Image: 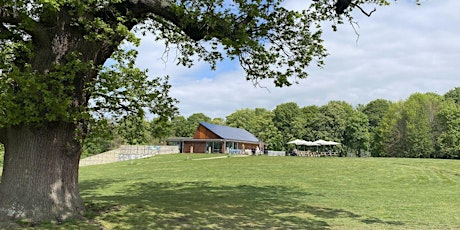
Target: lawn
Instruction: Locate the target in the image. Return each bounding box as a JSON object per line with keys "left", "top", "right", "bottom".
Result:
{"left": 38, "top": 155, "right": 460, "bottom": 229}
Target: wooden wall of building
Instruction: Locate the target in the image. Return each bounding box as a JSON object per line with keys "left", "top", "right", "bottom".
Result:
{"left": 183, "top": 141, "right": 206, "bottom": 153}
{"left": 193, "top": 125, "right": 220, "bottom": 139}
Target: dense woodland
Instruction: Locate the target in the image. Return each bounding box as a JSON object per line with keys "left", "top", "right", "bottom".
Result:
{"left": 81, "top": 87, "right": 460, "bottom": 159}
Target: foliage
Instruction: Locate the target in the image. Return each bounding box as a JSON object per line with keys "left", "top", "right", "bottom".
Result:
{"left": 402, "top": 93, "right": 442, "bottom": 157}
{"left": 161, "top": 113, "right": 214, "bottom": 139}
{"left": 361, "top": 99, "right": 392, "bottom": 130}
{"left": 170, "top": 115, "right": 189, "bottom": 137}
{"left": 210, "top": 117, "right": 225, "bottom": 125}
{"left": 186, "top": 113, "right": 212, "bottom": 136}
{"left": 298, "top": 105, "right": 320, "bottom": 141}
{"left": 361, "top": 99, "right": 392, "bottom": 154}
{"left": 226, "top": 108, "right": 257, "bottom": 131}
{"left": 82, "top": 119, "right": 120, "bottom": 158}
{"left": 149, "top": 117, "right": 174, "bottom": 141}
{"left": 311, "top": 101, "right": 353, "bottom": 144}
{"left": 272, "top": 102, "right": 301, "bottom": 146}
{"left": 373, "top": 101, "right": 405, "bottom": 157}
{"left": 226, "top": 108, "right": 282, "bottom": 150}
{"left": 371, "top": 93, "right": 459, "bottom": 158}
{"left": 434, "top": 100, "right": 460, "bottom": 158}
{"left": 89, "top": 48, "right": 179, "bottom": 125}
{"left": 116, "top": 114, "right": 152, "bottom": 145}
{"left": 444, "top": 87, "right": 460, "bottom": 105}
{"left": 343, "top": 110, "right": 370, "bottom": 156}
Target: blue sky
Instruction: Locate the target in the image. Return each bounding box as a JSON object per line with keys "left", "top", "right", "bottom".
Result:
{"left": 134, "top": 0, "right": 460, "bottom": 119}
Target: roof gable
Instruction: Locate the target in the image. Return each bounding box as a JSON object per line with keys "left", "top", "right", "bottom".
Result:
{"left": 199, "top": 122, "right": 259, "bottom": 143}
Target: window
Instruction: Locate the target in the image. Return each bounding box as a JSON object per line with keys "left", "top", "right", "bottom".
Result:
{"left": 206, "top": 141, "right": 223, "bottom": 153}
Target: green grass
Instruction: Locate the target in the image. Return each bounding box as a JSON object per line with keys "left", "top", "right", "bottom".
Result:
{"left": 39, "top": 155, "right": 460, "bottom": 229}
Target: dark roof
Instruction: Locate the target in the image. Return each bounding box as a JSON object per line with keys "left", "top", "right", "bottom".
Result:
{"left": 200, "top": 122, "right": 260, "bottom": 143}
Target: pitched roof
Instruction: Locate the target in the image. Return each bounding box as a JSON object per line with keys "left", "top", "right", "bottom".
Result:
{"left": 199, "top": 122, "right": 259, "bottom": 143}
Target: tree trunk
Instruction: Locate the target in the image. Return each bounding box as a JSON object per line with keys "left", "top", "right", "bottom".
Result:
{"left": 0, "top": 122, "right": 84, "bottom": 224}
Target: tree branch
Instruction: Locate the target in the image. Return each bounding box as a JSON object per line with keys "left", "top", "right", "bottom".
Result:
{"left": 351, "top": 3, "right": 376, "bottom": 17}
{"left": 126, "top": 0, "right": 249, "bottom": 41}
{"left": 0, "top": 6, "right": 47, "bottom": 43}
{"left": 126, "top": 0, "right": 203, "bottom": 40}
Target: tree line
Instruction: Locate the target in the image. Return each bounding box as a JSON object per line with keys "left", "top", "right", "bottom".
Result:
{"left": 84, "top": 87, "right": 460, "bottom": 159}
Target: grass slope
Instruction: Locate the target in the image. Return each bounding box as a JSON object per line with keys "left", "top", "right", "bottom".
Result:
{"left": 42, "top": 155, "right": 460, "bottom": 229}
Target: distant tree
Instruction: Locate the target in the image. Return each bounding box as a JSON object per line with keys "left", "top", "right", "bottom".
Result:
{"left": 402, "top": 93, "right": 442, "bottom": 157}
{"left": 226, "top": 108, "right": 281, "bottom": 149}
{"left": 82, "top": 119, "right": 120, "bottom": 157}
{"left": 361, "top": 99, "right": 392, "bottom": 154}
{"left": 362, "top": 99, "right": 392, "bottom": 129}
{"left": 343, "top": 110, "right": 370, "bottom": 157}
{"left": 444, "top": 87, "right": 460, "bottom": 105}
{"left": 373, "top": 101, "right": 405, "bottom": 157}
{"left": 171, "top": 116, "right": 189, "bottom": 137}
{"left": 315, "top": 101, "right": 353, "bottom": 142}
{"left": 226, "top": 109, "right": 256, "bottom": 130}
{"left": 299, "top": 105, "right": 320, "bottom": 141}
{"left": 273, "top": 102, "right": 301, "bottom": 149}
{"left": 374, "top": 93, "right": 443, "bottom": 158}
{"left": 149, "top": 117, "right": 174, "bottom": 142}
{"left": 210, "top": 118, "right": 226, "bottom": 125}
{"left": 186, "top": 113, "right": 211, "bottom": 137}
{"left": 117, "top": 114, "right": 151, "bottom": 145}
{"left": 251, "top": 108, "right": 283, "bottom": 150}
{"left": 435, "top": 100, "right": 460, "bottom": 159}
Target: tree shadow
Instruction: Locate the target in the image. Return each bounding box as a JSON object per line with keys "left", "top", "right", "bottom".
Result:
{"left": 80, "top": 180, "right": 405, "bottom": 229}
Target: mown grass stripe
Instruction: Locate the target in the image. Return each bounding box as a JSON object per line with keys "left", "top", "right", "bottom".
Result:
{"left": 30, "top": 155, "right": 460, "bottom": 229}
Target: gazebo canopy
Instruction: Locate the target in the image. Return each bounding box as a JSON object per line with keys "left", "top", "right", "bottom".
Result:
{"left": 287, "top": 139, "right": 306, "bottom": 145}
{"left": 314, "top": 139, "right": 341, "bottom": 146}
{"left": 288, "top": 139, "right": 320, "bottom": 146}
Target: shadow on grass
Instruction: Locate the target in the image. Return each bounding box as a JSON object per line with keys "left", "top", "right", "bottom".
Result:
{"left": 80, "top": 180, "right": 404, "bottom": 229}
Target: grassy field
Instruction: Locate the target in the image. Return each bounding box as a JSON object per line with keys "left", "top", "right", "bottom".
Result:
{"left": 36, "top": 155, "right": 460, "bottom": 229}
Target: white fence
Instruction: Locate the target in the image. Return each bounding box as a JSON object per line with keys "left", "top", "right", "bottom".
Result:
{"left": 267, "top": 151, "right": 286, "bottom": 156}
{"left": 79, "top": 145, "right": 179, "bottom": 166}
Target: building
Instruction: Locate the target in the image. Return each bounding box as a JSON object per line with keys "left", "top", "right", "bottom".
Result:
{"left": 168, "top": 122, "right": 263, "bottom": 154}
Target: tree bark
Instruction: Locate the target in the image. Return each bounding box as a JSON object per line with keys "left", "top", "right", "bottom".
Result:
{"left": 0, "top": 122, "right": 84, "bottom": 224}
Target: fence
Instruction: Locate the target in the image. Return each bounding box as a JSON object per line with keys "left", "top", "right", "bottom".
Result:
{"left": 267, "top": 150, "right": 286, "bottom": 156}
{"left": 79, "top": 145, "right": 179, "bottom": 166}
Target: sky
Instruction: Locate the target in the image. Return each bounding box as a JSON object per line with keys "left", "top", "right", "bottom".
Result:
{"left": 133, "top": 0, "right": 460, "bottom": 119}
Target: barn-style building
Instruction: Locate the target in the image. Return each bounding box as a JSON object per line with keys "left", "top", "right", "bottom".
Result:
{"left": 168, "top": 122, "right": 263, "bottom": 154}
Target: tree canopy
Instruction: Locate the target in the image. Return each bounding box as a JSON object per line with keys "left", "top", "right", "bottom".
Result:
{"left": 0, "top": 0, "right": 401, "bottom": 130}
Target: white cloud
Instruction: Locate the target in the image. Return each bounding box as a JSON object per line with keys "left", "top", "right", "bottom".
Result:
{"left": 135, "top": 0, "right": 460, "bottom": 119}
